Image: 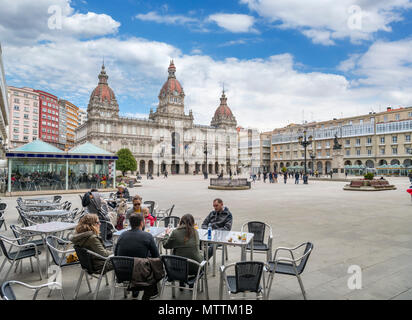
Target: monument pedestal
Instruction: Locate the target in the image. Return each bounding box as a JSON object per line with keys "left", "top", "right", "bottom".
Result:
{"left": 332, "top": 149, "right": 346, "bottom": 179}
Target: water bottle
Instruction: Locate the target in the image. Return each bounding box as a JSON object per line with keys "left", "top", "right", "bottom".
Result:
{"left": 207, "top": 223, "right": 212, "bottom": 240}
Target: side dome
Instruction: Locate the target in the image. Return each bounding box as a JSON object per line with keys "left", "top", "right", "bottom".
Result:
{"left": 211, "top": 90, "right": 237, "bottom": 128}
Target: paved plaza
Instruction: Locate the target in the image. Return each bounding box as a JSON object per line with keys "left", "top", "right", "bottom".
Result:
{"left": 1, "top": 175, "right": 412, "bottom": 300}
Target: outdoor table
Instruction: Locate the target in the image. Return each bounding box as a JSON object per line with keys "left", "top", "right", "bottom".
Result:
{"left": 27, "top": 209, "right": 71, "bottom": 222}
{"left": 20, "top": 221, "right": 77, "bottom": 276}
{"left": 113, "top": 226, "right": 167, "bottom": 249}
{"left": 25, "top": 196, "right": 54, "bottom": 202}
{"left": 198, "top": 229, "right": 254, "bottom": 299}
{"left": 23, "top": 202, "right": 61, "bottom": 211}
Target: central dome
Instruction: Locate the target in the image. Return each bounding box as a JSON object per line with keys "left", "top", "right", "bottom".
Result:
{"left": 90, "top": 64, "right": 116, "bottom": 102}
{"left": 159, "top": 60, "right": 184, "bottom": 97}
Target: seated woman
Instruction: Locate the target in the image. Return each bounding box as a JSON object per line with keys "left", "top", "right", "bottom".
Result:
{"left": 162, "top": 214, "right": 202, "bottom": 276}
{"left": 71, "top": 214, "right": 113, "bottom": 272}
{"left": 71, "top": 214, "right": 112, "bottom": 272}
{"left": 126, "top": 195, "right": 142, "bottom": 220}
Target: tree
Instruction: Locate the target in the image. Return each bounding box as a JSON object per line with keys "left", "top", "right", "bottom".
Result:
{"left": 116, "top": 148, "right": 137, "bottom": 176}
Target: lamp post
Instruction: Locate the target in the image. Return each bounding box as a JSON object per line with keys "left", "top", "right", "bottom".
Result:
{"left": 157, "top": 144, "right": 165, "bottom": 177}
{"left": 309, "top": 150, "right": 315, "bottom": 176}
{"left": 204, "top": 141, "right": 208, "bottom": 179}
{"left": 298, "top": 130, "right": 313, "bottom": 182}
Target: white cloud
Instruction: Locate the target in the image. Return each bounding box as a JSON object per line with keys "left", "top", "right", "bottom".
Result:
{"left": 241, "top": 0, "right": 412, "bottom": 45}
{"left": 208, "top": 13, "right": 257, "bottom": 33}
{"left": 2, "top": 0, "right": 412, "bottom": 130}
{"left": 0, "top": 0, "right": 120, "bottom": 44}
{"left": 135, "top": 11, "right": 198, "bottom": 25}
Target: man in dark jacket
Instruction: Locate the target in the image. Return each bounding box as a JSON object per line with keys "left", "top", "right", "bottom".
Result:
{"left": 201, "top": 198, "right": 233, "bottom": 231}
{"left": 201, "top": 199, "right": 233, "bottom": 259}
{"left": 115, "top": 214, "right": 159, "bottom": 300}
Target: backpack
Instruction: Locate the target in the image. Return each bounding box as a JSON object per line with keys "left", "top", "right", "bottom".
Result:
{"left": 82, "top": 192, "right": 91, "bottom": 207}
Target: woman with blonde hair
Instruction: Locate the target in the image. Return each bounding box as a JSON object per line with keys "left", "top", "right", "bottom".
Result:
{"left": 71, "top": 214, "right": 112, "bottom": 272}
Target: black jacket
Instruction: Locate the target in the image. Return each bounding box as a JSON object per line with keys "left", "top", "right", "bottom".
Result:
{"left": 201, "top": 207, "right": 233, "bottom": 231}
{"left": 115, "top": 229, "right": 159, "bottom": 258}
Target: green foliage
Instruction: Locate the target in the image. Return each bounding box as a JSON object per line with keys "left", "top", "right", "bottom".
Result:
{"left": 281, "top": 167, "right": 287, "bottom": 173}
{"left": 116, "top": 148, "right": 137, "bottom": 176}
{"left": 364, "top": 172, "right": 374, "bottom": 180}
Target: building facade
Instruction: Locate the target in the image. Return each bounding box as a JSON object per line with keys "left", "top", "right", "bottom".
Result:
{"left": 270, "top": 107, "right": 412, "bottom": 174}
{"left": 58, "top": 103, "right": 67, "bottom": 149}
{"left": 0, "top": 44, "right": 9, "bottom": 158}
{"left": 59, "top": 99, "right": 79, "bottom": 148}
{"left": 78, "top": 108, "right": 87, "bottom": 126}
{"left": 76, "top": 61, "right": 238, "bottom": 175}
{"left": 35, "top": 90, "right": 61, "bottom": 148}
{"left": 237, "top": 128, "right": 271, "bottom": 174}
{"left": 7, "top": 87, "right": 39, "bottom": 149}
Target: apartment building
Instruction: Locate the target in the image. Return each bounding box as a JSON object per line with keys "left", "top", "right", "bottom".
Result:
{"left": 35, "top": 90, "right": 60, "bottom": 148}
{"left": 7, "top": 87, "right": 39, "bottom": 149}
{"left": 238, "top": 128, "right": 271, "bottom": 174}
{"left": 270, "top": 107, "right": 412, "bottom": 174}
{"left": 78, "top": 108, "right": 87, "bottom": 126}
{"left": 59, "top": 99, "right": 79, "bottom": 148}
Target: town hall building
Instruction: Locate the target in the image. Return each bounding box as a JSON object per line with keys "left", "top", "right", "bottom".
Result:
{"left": 75, "top": 61, "right": 239, "bottom": 175}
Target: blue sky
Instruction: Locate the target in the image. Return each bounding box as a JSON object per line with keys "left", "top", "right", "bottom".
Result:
{"left": 1, "top": 0, "right": 412, "bottom": 130}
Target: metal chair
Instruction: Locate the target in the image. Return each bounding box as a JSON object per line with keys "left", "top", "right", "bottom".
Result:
{"left": 265, "top": 242, "right": 314, "bottom": 300}
{"left": 160, "top": 255, "right": 209, "bottom": 300}
{"left": 46, "top": 235, "right": 80, "bottom": 299}
{"left": 0, "top": 203, "right": 7, "bottom": 230}
{"left": 99, "top": 220, "right": 115, "bottom": 249}
{"left": 16, "top": 207, "right": 40, "bottom": 226}
{"left": 157, "top": 216, "right": 180, "bottom": 228}
{"left": 0, "top": 235, "right": 43, "bottom": 283}
{"left": 156, "top": 204, "right": 175, "bottom": 219}
{"left": 220, "top": 261, "right": 266, "bottom": 300}
{"left": 53, "top": 196, "right": 62, "bottom": 203}
{"left": 1, "top": 280, "right": 61, "bottom": 300}
{"left": 10, "top": 224, "right": 44, "bottom": 248}
{"left": 109, "top": 256, "right": 134, "bottom": 300}
{"left": 73, "top": 245, "right": 112, "bottom": 300}
{"left": 143, "top": 201, "right": 156, "bottom": 216}
{"left": 241, "top": 221, "right": 273, "bottom": 261}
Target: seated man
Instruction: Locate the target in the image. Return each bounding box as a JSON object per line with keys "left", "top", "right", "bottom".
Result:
{"left": 115, "top": 214, "right": 160, "bottom": 300}
{"left": 201, "top": 198, "right": 233, "bottom": 231}
{"left": 201, "top": 198, "right": 233, "bottom": 259}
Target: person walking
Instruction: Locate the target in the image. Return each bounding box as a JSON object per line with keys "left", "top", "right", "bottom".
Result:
{"left": 263, "top": 172, "right": 267, "bottom": 183}
{"left": 274, "top": 172, "right": 278, "bottom": 183}
{"left": 295, "top": 172, "right": 300, "bottom": 184}
{"left": 269, "top": 172, "right": 273, "bottom": 183}
{"left": 283, "top": 172, "right": 288, "bottom": 184}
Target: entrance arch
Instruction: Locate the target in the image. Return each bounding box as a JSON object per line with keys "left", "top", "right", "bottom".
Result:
{"left": 215, "top": 162, "right": 219, "bottom": 174}
{"left": 403, "top": 159, "right": 412, "bottom": 167}
{"left": 365, "top": 160, "right": 374, "bottom": 168}
{"left": 379, "top": 159, "right": 387, "bottom": 166}
{"left": 148, "top": 160, "right": 154, "bottom": 174}
{"left": 391, "top": 159, "right": 400, "bottom": 165}
{"left": 139, "top": 160, "right": 146, "bottom": 174}
{"left": 185, "top": 162, "right": 189, "bottom": 174}
{"left": 317, "top": 161, "right": 323, "bottom": 173}
{"left": 344, "top": 160, "right": 352, "bottom": 166}
{"left": 325, "top": 161, "right": 332, "bottom": 173}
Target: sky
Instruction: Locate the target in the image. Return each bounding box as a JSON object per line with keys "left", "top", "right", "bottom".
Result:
{"left": 1, "top": 0, "right": 412, "bottom": 131}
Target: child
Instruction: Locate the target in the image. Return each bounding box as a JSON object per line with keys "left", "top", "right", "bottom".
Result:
{"left": 142, "top": 207, "right": 156, "bottom": 227}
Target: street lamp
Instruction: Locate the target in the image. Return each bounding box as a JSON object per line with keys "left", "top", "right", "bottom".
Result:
{"left": 298, "top": 130, "right": 313, "bottom": 181}
{"left": 309, "top": 150, "right": 315, "bottom": 175}
{"left": 203, "top": 141, "right": 209, "bottom": 179}
{"left": 157, "top": 144, "right": 165, "bottom": 177}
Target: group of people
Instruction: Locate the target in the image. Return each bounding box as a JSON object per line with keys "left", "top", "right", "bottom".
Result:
{"left": 72, "top": 190, "right": 233, "bottom": 300}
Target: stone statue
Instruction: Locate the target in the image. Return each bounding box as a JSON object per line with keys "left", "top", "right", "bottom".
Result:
{"left": 333, "top": 133, "right": 342, "bottom": 150}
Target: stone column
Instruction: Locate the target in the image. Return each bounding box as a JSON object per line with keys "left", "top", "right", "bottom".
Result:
{"left": 332, "top": 149, "right": 345, "bottom": 179}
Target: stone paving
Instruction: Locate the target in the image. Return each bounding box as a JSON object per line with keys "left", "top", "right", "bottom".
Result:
{"left": 1, "top": 174, "right": 412, "bottom": 300}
